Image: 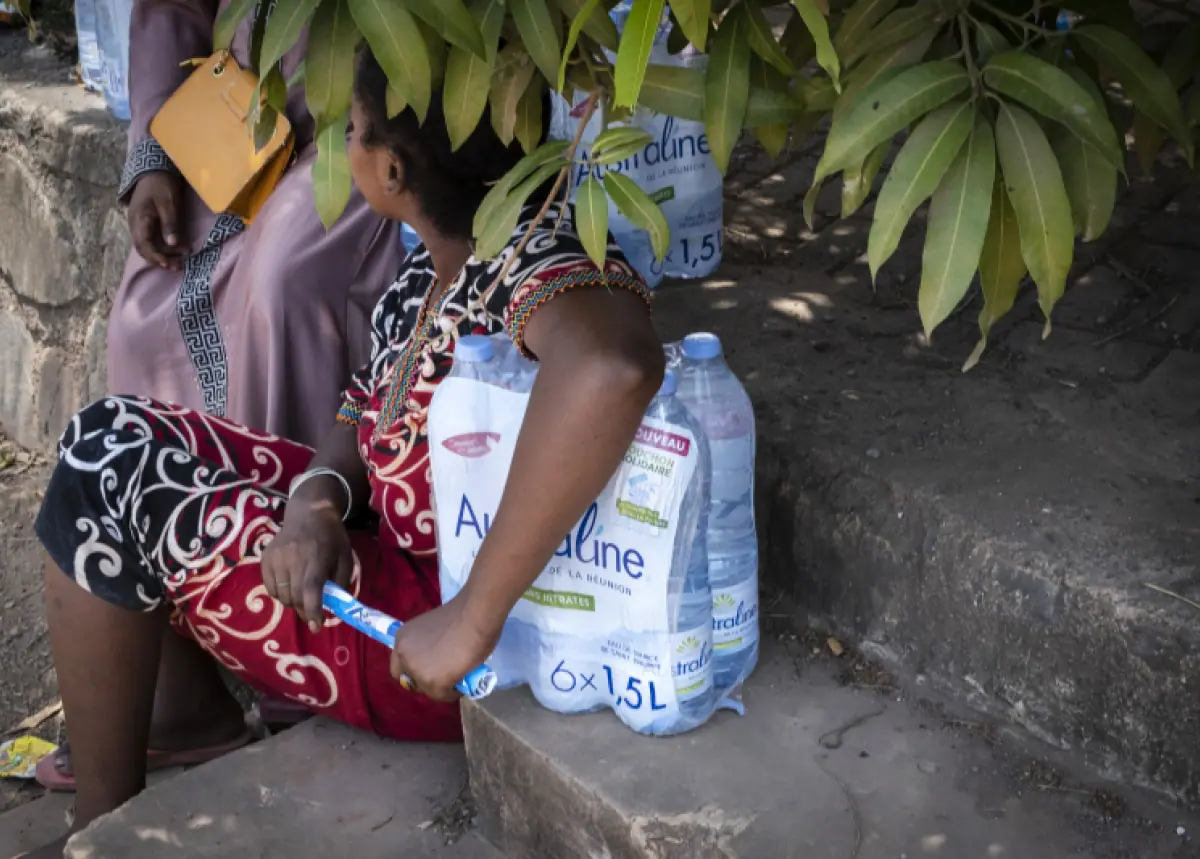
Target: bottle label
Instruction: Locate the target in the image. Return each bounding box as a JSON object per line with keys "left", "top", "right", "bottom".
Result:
{"left": 712, "top": 578, "right": 759, "bottom": 653}
{"left": 671, "top": 623, "right": 714, "bottom": 702}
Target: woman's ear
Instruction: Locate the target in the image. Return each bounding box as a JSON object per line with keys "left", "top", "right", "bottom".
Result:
{"left": 384, "top": 151, "right": 405, "bottom": 196}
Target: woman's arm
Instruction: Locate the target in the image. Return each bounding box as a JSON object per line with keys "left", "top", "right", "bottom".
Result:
{"left": 261, "top": 421, "right": 370, "bottom": 631}
{"left": 390, "top": 287, "right": 663, "bottom": 700}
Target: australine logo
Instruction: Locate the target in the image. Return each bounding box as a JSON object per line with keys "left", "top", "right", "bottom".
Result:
{"left": 442, "top": 432, "right": 501, "bottom": 458}
{"left": 674, "top": 634, "right": 713, "bottom": 698}
{"left": 572, "top": 116, "right": 712, "bottom": 186}
{"left": 713, "top": 595, "right": 758, "bottom": 647}
{"left": 714, "top": 594, "right": 736, "bottom": 609}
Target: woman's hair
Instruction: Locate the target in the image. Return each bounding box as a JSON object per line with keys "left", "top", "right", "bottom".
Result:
{"left": 354, "top": 46, "right": 545, "bottom": 239}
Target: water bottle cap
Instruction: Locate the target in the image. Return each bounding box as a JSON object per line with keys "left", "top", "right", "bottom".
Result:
{"left": 682, "top": 332, "right": 723, "bottom": 360}
{"left": 456, "top": 335, "right": 494, "bottom": 363}
{"left": 657, "top": 369, "right": 678, "bottom": 397}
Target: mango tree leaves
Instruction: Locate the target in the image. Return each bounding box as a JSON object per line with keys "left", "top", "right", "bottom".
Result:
{"left": 313, "top": 113, "right": 352, "bottom": 229}
{"left": 751, "top": 59, "right": 790, "bottom": 158}
{"left": 604, "top": 171, "right": 670, "bottom": 261}
{"left": 474, "top": 141, "right": 570, "bottom": 238}
{"left": 744, "top": 0, "right": 795, "bottom": 75}
{"left": 963, "top": 180, "right": 1025, "bottom": 372}
{"left": 557, "top": 0, "right": 621, "bottom": 51}
{"left": 670, "top": 0, "right": 712, "bottom": 52}
{"left": 349, "top": 0, "right": 432, "bottom": 121}
{"left": 490, "top": 45, "right": 537, "bottom": 144}
{"left": 415, "top": 17, "right": 448, "bottom": 89}
{"left": 476, "top": 160, "right": 566, "bottom": 259}
{"left": 814, "top": 60, "right": 969, "bottom": 187}
{"left": 705, "top": 5, "right": 751, "bottom": 174}
{"left": 259, "top": 0, "right": 321, "bottom": 77}
{"left": 834, "top": 30, "right": 936, "bottom": 120}
{"left": 833, "top": 0, "right": 898, "bottom": 59}
{"left": 405, "top": 0, "right": 486, "bottom": 58}
{"left": 639, "top": 64, "right": 705, "bottom": 120}
{"left": 305, "top": 0, "right": 358, "bottom": 125}
{"left": 214, "top": 0, "right": 257, "bottom": 52}
{"left": 791, "top": 0, "right": 840, "bottom": 88}
{"left": 559, "top": 0, "right": 603, "bottom": 90}
{"left": 592, "top": 127, "right": 654, "bottom": 164}
{"left": 1074, "top": 24, "right": 1194, "bottom": 164}
{"left": 511, "top": 0, "right": 564, "bottom": 84}
{"left": 919, "top": 113, "right": 995, "bottom": 339}
{"left": 843, "top": 4, "right": 939, "bottom": 70}
{"left": 982, "top": 51, "right": 1125, "bottom": 172}
{"left": 1132, "top": 110, "right": 1166, "bottom": 175}
{"left": 515, "top": 74, "right": 546, "bottom": 154}
{"left": 841, "top": 140, "right": 887, "bottom": 218}
{"left": 974, "top": 22, "right": 1009, "bottom": 61}
{"left": 615, "top": 0, "right": 667, "bottom": 107}
{"left": 994, "top": 100, "right": 1074, "bottom": 334}
{"left": 1052, "top": 124, "right": 1117, "bottom": 242}
{"left": 868, "top": 98, "right": 973, "bottom": 278}
{"left": 575, "top": 176, "right": 610, "bottom": 269}
{"left": 445, "top": 0, "right": 505, "bottom": 151}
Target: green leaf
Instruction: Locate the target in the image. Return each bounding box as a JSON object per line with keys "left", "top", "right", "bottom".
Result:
{"left": 490, "top": 45, "right": 537, "bottom": 144}
{"left": 1132, "top": 110, "right": 1165, "bottom": 175}
{"left": 841, "top": 140, "right": 887, "bottom": 218}
{"left": 744, "top": 0, "right": 795, "bottom": 75}
{"left": 1052, "top": 125, "right": 1117, "bottom": 242}
{"left": 592, "top": 127, "right": 654, "bottom": 164}
{"left": 349, "top": 0, "right": 432, "bottom": 121}
{"left": 259, "top": 0, "right": 321, "bottom": 77}
{"left": 834, "top": 29, "right": 937, "bottom": 120}
{"left": 974, "top": 22, "right": 1009, "bottom": 62}
{"left": 844, "top": 4, "right": 939, "bottom": 70}
{"left": 1074, "top": 24, "right": 1194, "bottom": 164}
{"left": 982, "top": 51, "right": 1125, "bottom": 173}
{"left": 313, "top": 113, "right": 352, "bottom": 229}
{"left": 214, "top": 0, "right": 257, "bottom": 53}
{"left": 704, "top": 6, "right": 752, "bottom": 174}
{"left": 445, "top": 0, "right": 505, "bottom": 150}
{"left": 476, "top": 161, "right": 566, "bottom": 258}
{"left": 287, "top": 60, "right": 307, "bottom": 89}
{"left": 670, "top": 0, "right": 712, "bottom": 52}
{"left": 511, "top": 0, "right": 564, "bottom": 83}
{"left": 305, "top": 0, "right": 360, "bottom": 125}
{"left": 791, "top": 0, "right": 840, "bottom": 88}
{"left": 833, "top": 0, "right": 898, "bottom": 57}
{"left": 515, "top": 74, "right": 546, "bottom": 154}
{"left": 615, "top": 0, "right": 667, "bottom": 107}
{"left": 919, "top": 112, "right": 995, "bottom": 340}
{"left": 264, "top": 66, "right": 288, "bottom": 113}
{"left": 994, "top": 100, "right": 1074, "bottom": 332}
{"left": 253, "top": 103, "right": 278, "bottom": 152}
{"left": 815, "top": 60, "right": 970, "bottom": 185}
{"left": 745, "top": 86, "right": 803, "bottom": 126}
{"left": 473, "top": 141, "right": 570, "bottom": 236}
{"left": 405, "top": 0, "right": 486, "bottom": 58}
{"left": 781, "top": 7, "right": 816, "bottom": 67}
{"left": 869, "top": 99, "right": 973, "bottom": 278}
{"left": 557, "top": 0, "right": 620, "bottom": 52}
{"left": 603, "top": 171, "right": 670, "bottom": 261}
{"left": 751, "top": 58, "right": 789, "bottom": 158}
{"left": 964, "top": 179, "right": 1025, "bottom": 372}
{"left": 416, "top": 17, "right": 448, "bottom": 88}
{"left": 386, "top": 85, "right": 407, "bottom": 117}
{"left": 639, "top": 64, "right": 705, "bottom": 120}
{"left": 575, "top": 177, "right": 610, "bottom": 269}
{"left": 559, "top": 0, "right": 603, "bottom": 91}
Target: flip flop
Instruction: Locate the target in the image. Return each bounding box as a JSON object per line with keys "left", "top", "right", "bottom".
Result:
{"left": 34, "top": 728, "right": 255, "bottom": 792}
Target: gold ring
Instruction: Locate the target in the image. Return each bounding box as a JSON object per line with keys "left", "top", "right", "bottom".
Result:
{"left": 398, "top": 673, "right": 417, "bottom": 692}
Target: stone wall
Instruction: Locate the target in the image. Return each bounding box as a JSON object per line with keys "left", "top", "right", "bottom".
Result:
{"left": 0, "top": 34, "right": 127, "bottom": 451}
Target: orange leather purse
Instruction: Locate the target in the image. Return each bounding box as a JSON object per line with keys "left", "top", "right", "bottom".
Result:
{"left": 150, "top": 52, "right": 294, "bottom": 224}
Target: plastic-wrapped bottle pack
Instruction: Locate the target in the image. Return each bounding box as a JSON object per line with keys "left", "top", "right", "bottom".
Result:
{"left": 429, "top": 334, "right": 722, "bottom": 735}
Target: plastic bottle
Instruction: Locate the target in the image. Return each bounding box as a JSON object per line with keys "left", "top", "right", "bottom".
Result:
{"left": 75, "top": 0, "right": 104, "bottom": 94}
{"left": 644, "top": 369, "right": 715, "bottom": 724}
{"left": 95, "top": 0, "right": 132, "bottom": 120}
{"left": 676, "top": 333, "right": 758, "bottom": 694}
{"left": 399, "top": 223, "right": 421, "bottom": 256}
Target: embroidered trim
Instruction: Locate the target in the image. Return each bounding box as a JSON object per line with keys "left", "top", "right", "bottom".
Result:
{"left": 506, "top": 269, "right": 651, "bottom": 356}
{"left": 177, "top": 214, "right": 245, "bottom": 416}
{"left": 118, "top": 138, "right": 179, "bottom": 203}
{"left": 336, "top": 401, "right": 363, "bottom": 426}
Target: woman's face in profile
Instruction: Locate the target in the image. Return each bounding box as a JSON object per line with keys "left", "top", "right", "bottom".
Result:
{"left": 347, "top": 98, "right": 400, "bottom": 220}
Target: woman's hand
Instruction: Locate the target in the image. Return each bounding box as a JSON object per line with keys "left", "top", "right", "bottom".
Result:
{"left": 390, "top": 598, "right": 500, "bottom": 702}
{"left": 127, "top": 172, "right": 188, "bottom": 269}
{"left": 261, "top": 496, "right": 355, "bottom": 633}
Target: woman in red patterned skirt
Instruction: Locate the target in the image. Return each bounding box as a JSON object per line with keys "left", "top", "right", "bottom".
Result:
{"left": 29, "top": 47, "right": 660, "bottom": 856}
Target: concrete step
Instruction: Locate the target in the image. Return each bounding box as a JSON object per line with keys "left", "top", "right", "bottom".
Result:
{"left": 0, "top": 792, "right": 73, "bottom": 858}
{"left": 466, "top": 640, "right": 1196, "bottom": 859}
{"left": 45, "top": 720, "right": 500, "bottom": 858}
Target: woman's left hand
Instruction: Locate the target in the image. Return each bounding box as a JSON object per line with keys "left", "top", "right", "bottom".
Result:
{"left": 390, "top": 597, "right": 499, "bottom": 702}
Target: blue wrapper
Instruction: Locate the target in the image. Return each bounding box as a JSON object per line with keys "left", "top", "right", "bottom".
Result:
{"left": 321, "top": 583, "right": 497, "bottom": 700}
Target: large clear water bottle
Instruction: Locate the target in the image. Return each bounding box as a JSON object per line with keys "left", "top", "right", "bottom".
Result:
{"left": 75, "top": 0, "right": 105, "bottom": 94}
{"left": 447, "top": 334, "right": 494, "bottom": 384}
{"left": 645, "top": 368, "right": 715, "bottom": 724}
{"left": 95, "top": 0, "right": 132, "bottom": 120}
{"left": 676, "top": 333, "right": 758, "bottom": 694}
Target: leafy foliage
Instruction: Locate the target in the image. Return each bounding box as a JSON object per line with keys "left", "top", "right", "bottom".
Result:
{"left": 228, "top": 0, "right": 1197, "bottom": 367}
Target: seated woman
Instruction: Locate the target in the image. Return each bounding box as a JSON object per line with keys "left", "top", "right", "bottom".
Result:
{"left": 28, "top": 45, "right": 660, "bottom": 857}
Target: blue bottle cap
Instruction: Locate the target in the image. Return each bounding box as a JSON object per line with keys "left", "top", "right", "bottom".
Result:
{"left": 682, "top": 332, "right": 722, "bottom": 360}
{"left": 456, "top": 335, "right": 494, "bottom": 363}
{"left": 657, "top": 369, "right": 678, "bottom": 397}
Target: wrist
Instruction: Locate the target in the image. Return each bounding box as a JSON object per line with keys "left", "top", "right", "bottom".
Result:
{"left": 458, "top": 577, "right": 510, "bottom": 644}
{"left": 289, "top": 470, "right": 352, "bottom": 519}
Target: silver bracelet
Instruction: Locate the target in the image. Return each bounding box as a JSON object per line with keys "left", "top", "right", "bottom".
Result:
{"left": 289, "top": 467, "right": 353, "bottom": 521}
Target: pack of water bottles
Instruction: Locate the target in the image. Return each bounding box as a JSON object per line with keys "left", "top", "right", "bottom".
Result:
{"left": 428, "top": 331, "right": 757, "bottom": 736}
{"left": 550, "top": 1, "right": 724, "bottom": 288}
{"left": 75, "top": 0, "right": 131, "bottom": 120}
